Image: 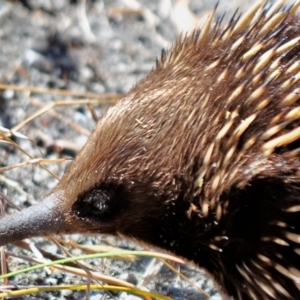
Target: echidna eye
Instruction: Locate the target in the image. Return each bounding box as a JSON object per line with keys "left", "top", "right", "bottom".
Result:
{"left": 72, "top": 186, "right": 118, "bottom": 221}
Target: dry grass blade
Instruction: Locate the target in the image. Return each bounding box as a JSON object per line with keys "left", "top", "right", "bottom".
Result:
{"left": 162, "top": 260, "right": 210, "bottom": 298}
{"left": 0, "top": 132, "right": 59, "bottom": 180}
{"left": 0, "top": 126, "right": 30, "bottom": 140}
{"left": 58, "top": 239, "right": 137, "bottom": 262}
{"left": 0, "top": 284, "right": 173, "bottom": 300}
{"left": 0, "top": 83, "right": 121, "bottom": 99}
{"left": 5, "top": 250, "right": 136, "bottom": 288}
{"left": 0, "top": 158, "right": 69, "bottom": 173}
{"left": 11, "top": 99, "right": 115, "bottom": 133}
{"left": 28, "top": 97, "right": 92, "bottom": 136}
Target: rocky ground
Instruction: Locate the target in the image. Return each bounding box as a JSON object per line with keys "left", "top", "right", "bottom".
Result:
{"left": 0, "top": 0, "right": 282, "bottom": 299}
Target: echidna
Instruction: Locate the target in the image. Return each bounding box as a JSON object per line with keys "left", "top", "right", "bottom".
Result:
{"left": 2, "top": 0, "right": 300, "bottom": 299}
